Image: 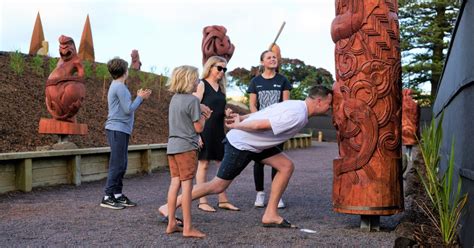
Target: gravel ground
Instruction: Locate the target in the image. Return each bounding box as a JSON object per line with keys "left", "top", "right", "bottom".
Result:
{"left": 0, "top": 142, "right": 402, "bottom": 247}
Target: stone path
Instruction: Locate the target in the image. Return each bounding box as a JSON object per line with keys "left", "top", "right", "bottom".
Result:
{"left": 0, "top": 142, "right": 401, "bottom": 246}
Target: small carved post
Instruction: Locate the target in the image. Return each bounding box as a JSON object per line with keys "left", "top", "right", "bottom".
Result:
{"left": 402, "top": 89, "right": 420, "bottom": 159}
{"left": 130, "top": 49, "right": 142, "bottom": 70}
{"left": 331, "top": 0, "right": 404, "bottom": 231}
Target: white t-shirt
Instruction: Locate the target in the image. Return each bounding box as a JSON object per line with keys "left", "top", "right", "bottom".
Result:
{"left": 227, "top": 100, "right": 308, "bottom": 153}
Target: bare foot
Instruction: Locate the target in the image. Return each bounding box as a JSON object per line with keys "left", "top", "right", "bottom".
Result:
{"left": 158, "top": 205, "right": 168, "bottom": 217}
{"left": 261, "top": 214, "right": 283, "bottom": 225}
{"left": 166, "top": 224, "right": 183, "bottom": 234}
{"left": 183, "top": 228, "right": 206, "bottom": 238}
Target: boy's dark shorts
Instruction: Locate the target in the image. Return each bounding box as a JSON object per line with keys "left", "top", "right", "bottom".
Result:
{"left": 216, "top": 140, "right": 282, "bottom": 180}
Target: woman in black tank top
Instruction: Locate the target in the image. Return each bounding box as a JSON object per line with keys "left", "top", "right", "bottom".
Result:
{"left": 193, "top": 56, "right": 240, "bottom": 212}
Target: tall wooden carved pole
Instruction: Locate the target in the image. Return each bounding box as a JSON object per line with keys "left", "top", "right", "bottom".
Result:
{"left": 331, "top": 0, "right": 403, "bottom": 230}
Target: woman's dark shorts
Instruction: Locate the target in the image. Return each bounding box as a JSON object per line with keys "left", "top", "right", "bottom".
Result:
{"left": 216, "top": 140, "right": 282, "bottom": 180}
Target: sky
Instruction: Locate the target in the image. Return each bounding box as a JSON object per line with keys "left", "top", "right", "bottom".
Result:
{"left": 0, "top": 0, "right": 336, "bottom": 96}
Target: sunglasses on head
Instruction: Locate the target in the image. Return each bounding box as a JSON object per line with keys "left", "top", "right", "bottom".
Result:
{"left": 214, "top": 65, "right": 227, "bottom": 73}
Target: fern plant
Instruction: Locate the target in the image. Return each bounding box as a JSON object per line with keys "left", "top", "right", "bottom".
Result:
{"left": 417, "top": 113, "right": 468, "bottom": 245}
{"left": 31, "top": 55, "right": 44, "bottom": 76}
{"left": 9, "top": 50, "right": 25, "bottom": 76}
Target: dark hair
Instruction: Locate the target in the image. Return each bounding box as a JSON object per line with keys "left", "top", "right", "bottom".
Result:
{"left": 107, "top": 57, "right": 128, "bottom": 79}
{"left": 307, "top": 85, "right": 333, "bottom": 99}
{"left": 259, "top": 50, "right": 273, "bottom": 61}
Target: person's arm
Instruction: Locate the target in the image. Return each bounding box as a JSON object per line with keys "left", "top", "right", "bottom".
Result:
{"left": 117, "top": 85, "right": 143, "bottom": 114}
{"left": 192, "top": 81, "right": 205, "bottom": 101}
{"left": 249, "top": 93, "right": 258, "bottom": 113}
{"left": 193, "top": 114, "right": 207, "bottom": 133}
{"left": 282, "top": 90, "right": 290, "bottom": 101}
{"left": 225, "top": 113, "right": 270, "bottom": 132}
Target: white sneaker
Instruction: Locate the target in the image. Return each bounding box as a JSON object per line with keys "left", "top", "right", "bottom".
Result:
{"left": 278, "top": 198, "right": 286, "bottom": 209}
{"left": 254, "top": 191, "right": 265, "bottom": 207}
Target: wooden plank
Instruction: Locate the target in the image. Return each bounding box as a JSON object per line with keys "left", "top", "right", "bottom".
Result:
{"left": 15, "top": 158, "right": 32, "bottom": 192}
{"left": 68, "top": 155, "right": 81, "bottom": 186}
{"left": 82, "top": 173, "right": 108, "bottom": 183}
{"left": 32, "top": 165, "right": 68, "bottom": 184}
{"left": 0, "top": 168, "right": 15, "bottom": 189}
{"left": 141, "top": 149, "right": 152, "bottom": 174}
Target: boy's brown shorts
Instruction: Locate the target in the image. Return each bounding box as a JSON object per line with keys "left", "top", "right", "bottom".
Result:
{"left": 167, "top": 150, "right": 198, "bottom": 181}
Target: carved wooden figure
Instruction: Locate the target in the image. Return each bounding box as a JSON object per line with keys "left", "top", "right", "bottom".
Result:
{"left": 202, "top": 25, "right": 235, "bottom": 65}
{"left": 402, "top": 89, "right": 420, "bottom": 146}
{"left": 130, "top": 49, "right": 142, "bottom": 70}
{"left": 331, "top": 0, "right": 403, "bottom": 217}
{"left": 45, "top": 35, "right": 86, "bottom": 122}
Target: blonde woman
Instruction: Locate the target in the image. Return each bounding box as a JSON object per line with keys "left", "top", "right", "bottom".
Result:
{"left": 193, "top": 56, "right": 239, "bottom": 212}
{"left": 162, "top": 65, "right": 211, "bottom": 238}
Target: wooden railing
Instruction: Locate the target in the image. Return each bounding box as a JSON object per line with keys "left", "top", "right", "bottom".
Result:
{"left": 0, "top": 144, "right": 167, "bottom": 194}
{"left": 0, "top": 134, "right": 314, "bottom": 194}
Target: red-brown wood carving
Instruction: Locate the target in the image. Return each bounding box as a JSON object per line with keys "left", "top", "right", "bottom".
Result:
{"left": 402, "top": 89, "right": 420, "bottom": 146}
{"left": 331, "top": 0, "right": 403, "bottom": 215}
{"left": 202, "top": 25, "right": 235, "bottom": 65}
{"left": 130, "top": 49, "right": 142, "bottom": 70}
{"left": 39, "top": 35, "right": 87, "bottom": 136}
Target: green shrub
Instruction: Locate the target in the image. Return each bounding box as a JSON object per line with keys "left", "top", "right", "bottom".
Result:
{"left": 48, "top": 57, "right": 58, "bottom": 74}
{"left": 9, "top": 50, "right": 25, "bottom": 76}
{"left": 417, "top": 113, "right": 468, "bottom": 246}
{"left": 95, "top": 63, "right": 110, "bottom": 80}
{"left": 83, "top": 60, "right": 93, "bottom": 78}
{"left": 31, "top": 55, "right": 44, "bottom": 76}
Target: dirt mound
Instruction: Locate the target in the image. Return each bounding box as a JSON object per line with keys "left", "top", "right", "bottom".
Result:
{"left": 0, "top": 51, "right": 171, "bottom": 153}
{"left": 0, "top": 51, "right": 248, "bottom": 153}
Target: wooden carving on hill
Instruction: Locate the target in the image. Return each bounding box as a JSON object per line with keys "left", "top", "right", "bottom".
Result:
{"left": 402, "top": 89, "right": 420, "bottom": 146}
{"left": 331, "top": 0, "right": 403, "bottom": 216}
{"left": 130, "top": 49, "right": 142, "bottom": 70}
{"left": 39, "top": 35, "right": 87, "bottom": 136}
{"left": 202, "top": 25, "right": 235, "bottom": 65}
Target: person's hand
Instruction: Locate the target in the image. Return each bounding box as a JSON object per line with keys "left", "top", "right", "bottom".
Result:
{"left": 137, "top": 88, "right": 152, "bottom": 99}
{"left": 225, "top": 108, "right": 233, "bottom": 117}
{"left": 198, "top": 136, "right": 203, "bottom": 148}
{"left": 200, "top": 104, "right": 212, "bottom": 120}
{"left": 225, "top": 113, "right": 240, "bottom": 129}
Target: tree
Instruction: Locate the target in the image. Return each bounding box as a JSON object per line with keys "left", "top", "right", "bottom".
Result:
{"left": 399, "top": 0, "right": 460, "bottom": 99}
{"left": 228, "top": 58, "right": 334, "bottom": 102}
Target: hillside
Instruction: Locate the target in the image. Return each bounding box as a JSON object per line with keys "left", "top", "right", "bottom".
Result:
{"left": 0, "top": 51, "right": 249, "bottom": 153}
{"left": 0, "top": 51, "right": 174, "bottom": 153}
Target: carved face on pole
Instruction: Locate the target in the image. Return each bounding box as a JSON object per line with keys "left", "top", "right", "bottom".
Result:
{"left": 58, "top": 35, "right": 77, "bottom": 62}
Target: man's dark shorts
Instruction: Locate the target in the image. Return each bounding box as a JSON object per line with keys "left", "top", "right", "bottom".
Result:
{"left": 217, "top": 140, "right": 282, "bottom": 180}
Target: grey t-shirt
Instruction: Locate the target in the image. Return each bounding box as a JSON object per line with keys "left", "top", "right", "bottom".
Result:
{"left": 167, "top": 94, "right": 201, "bottom": 154}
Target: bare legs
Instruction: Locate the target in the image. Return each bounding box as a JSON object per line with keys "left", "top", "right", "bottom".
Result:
{"left": 166, "top": 177, "right": 205, "bottom": 238}
{"left": 161, "top": 152, "right": 294, "bottom": 226}
{"left": 196, "top": 160, "right": 238, "bottom": 211}
{"left": 260, "top": 153, "right": 294, "bottom": 224}
{"left": 159, "top": 177, "right": 232, "bottom": 217}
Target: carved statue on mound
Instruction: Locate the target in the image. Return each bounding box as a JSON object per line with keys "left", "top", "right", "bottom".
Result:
{"left": 331, "top": 0, "right": 403, "bottom": 227}
{"left": 130, "top": 49, "right": 142, "bottom": 70}
{"left": 402, "top": 89, "right": 420, "bottom": 146}
{"left": 45, "top": 35, "right": 86, "bottom": 123}
{"left": 202, "top": 25, "right": 235, "bottom": 65}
